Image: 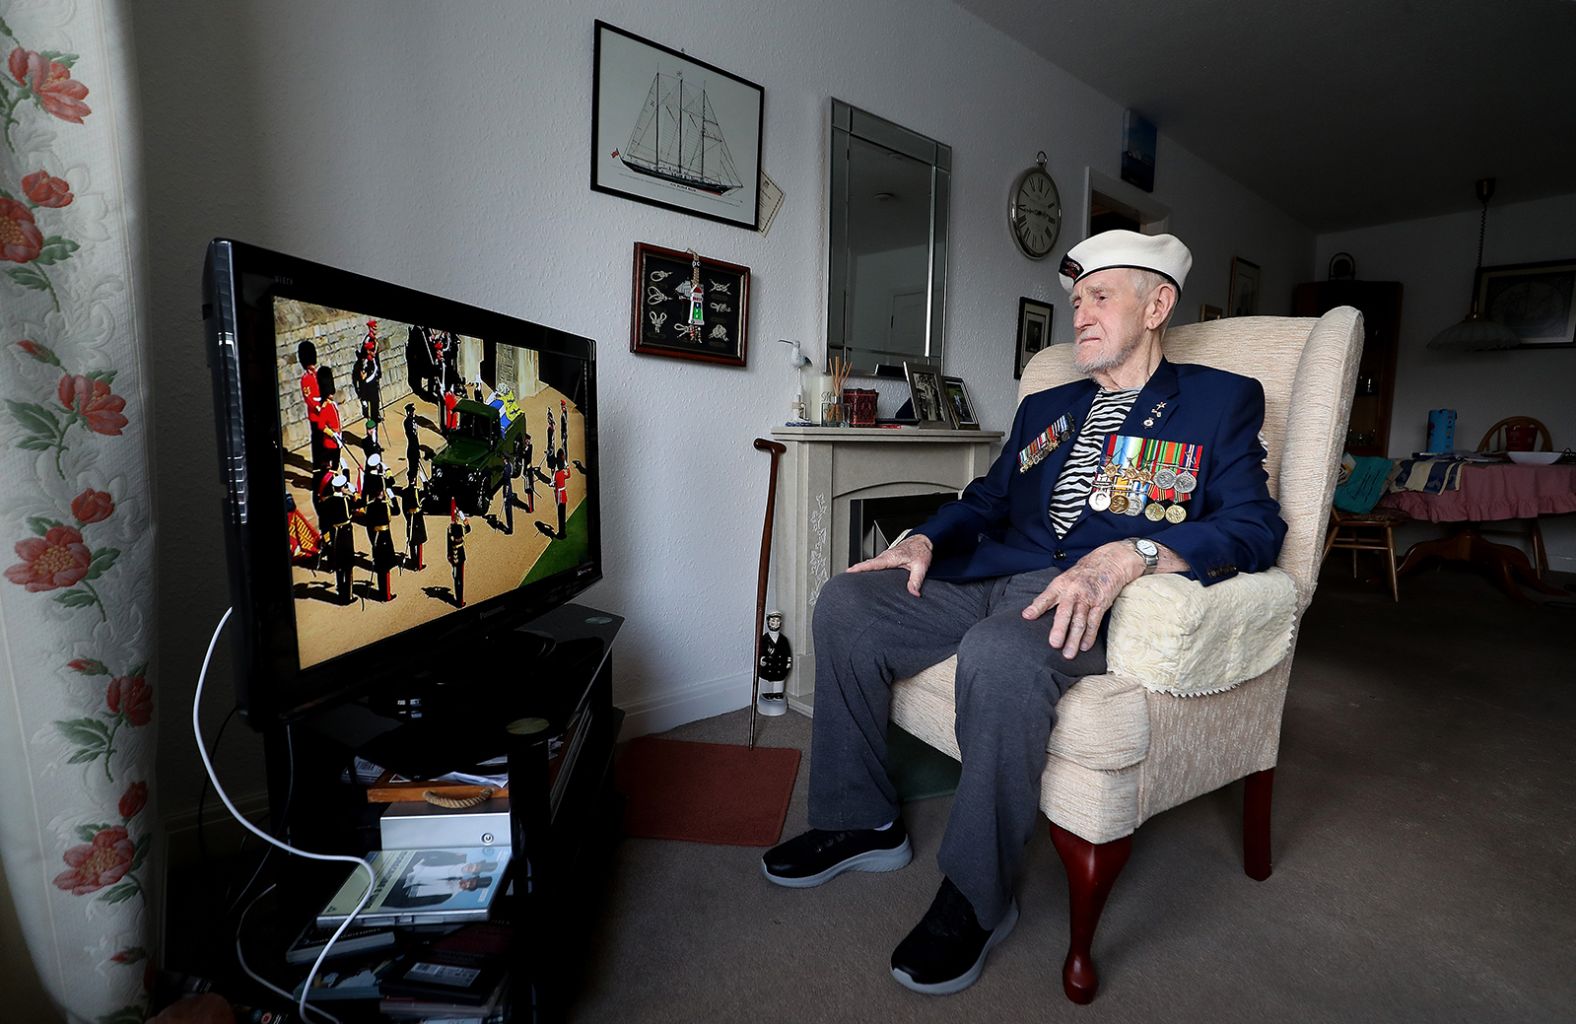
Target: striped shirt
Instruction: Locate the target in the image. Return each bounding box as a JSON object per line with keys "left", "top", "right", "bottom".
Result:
{"left": 1048, "top": 389, "right": 1138, "bottom": 538}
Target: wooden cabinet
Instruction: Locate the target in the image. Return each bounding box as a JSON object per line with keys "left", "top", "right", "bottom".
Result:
{"left": 1293, "top": 281, "right": 1403, "bottom": 456}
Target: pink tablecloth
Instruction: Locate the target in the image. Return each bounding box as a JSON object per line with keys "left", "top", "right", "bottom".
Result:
{"left": 1380, "top": 464, "right": 1576, "bottom": 522}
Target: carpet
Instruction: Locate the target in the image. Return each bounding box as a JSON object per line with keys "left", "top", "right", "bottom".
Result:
{"left": 617, "top": 737, "right": 800, "bottom": 847}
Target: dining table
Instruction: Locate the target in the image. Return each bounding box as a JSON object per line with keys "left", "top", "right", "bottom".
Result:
{"left": 1378, "top": 459, "right": 1576, "bottom": 601}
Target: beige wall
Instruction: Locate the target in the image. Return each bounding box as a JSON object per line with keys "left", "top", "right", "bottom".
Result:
{"left": 0, "top": 861, "right": 64, "bottom": 1023}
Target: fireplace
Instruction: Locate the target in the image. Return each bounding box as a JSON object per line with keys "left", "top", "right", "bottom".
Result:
{"left": 768, "top": 426, "right": 1002, "bottom": 713}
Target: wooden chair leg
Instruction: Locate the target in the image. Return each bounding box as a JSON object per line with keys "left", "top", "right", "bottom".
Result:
{"left": 1049, "top": 823, "right": 1132, "bottom": 1004}
{"left": 1532, "top": 521, "right": 1548, "bottom": 576}
{"left": 1383, "top": 527, "right": 1399, "bottom": 602}
{"left": 1243, "top": 767, "right": 1274, "bottom": 881}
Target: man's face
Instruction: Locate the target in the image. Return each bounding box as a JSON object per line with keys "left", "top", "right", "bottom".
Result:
{"left": 767, "top": 614, "right": 782, "bottom": 631}
{"left": 1070, "top": 270, "right": 1151, "bottom": 374}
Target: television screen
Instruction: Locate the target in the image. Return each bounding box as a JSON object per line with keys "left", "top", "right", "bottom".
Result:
{"left": 205, "top": 240, "right": 600, "bottom": 724}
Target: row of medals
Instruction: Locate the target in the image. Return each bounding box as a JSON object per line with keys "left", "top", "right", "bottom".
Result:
{"left": 1089, "top": 462, "right": 1196, "bottom": 523}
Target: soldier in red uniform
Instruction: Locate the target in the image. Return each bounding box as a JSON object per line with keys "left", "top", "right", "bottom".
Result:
{"left": 442, "top": 385, "right": 460, "bottom": 433}
{"left": 317, "top": 366, "right": 343, "bottom": 472}
{"left": 553, "top": 460, "right": 570, "bottom": 539}
{"left": 354, "top": 320, "right": 383, "bottom": 425}
{"left": 298, "top": 341, "right": 324, "bottom": 468}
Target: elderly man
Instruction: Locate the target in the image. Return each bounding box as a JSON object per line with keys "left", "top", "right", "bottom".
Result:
{"left": 762, "top": 231, "right": 1286, "bottom": 995}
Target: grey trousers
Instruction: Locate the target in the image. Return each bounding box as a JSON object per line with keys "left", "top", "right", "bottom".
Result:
{"left": 807, "top": 566, "right": 1107, "bottom": 929}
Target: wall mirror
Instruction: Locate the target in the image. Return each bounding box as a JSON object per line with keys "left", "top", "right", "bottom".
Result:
{"left": 828, "top": 99, "right": 951, "bottom": 376}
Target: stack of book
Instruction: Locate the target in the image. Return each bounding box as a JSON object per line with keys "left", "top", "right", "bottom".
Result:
{"left": 288, "top": 846, "right": 515, "bottom": 1021}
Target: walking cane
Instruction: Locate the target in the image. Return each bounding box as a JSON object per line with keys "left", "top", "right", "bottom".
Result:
{"left": 749, "top": 438, "right": 788, "bottom": 749}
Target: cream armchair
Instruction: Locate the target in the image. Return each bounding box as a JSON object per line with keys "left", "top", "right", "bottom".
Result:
{"left": 889, "top": 308, "right": 1363, "bottom": 1002}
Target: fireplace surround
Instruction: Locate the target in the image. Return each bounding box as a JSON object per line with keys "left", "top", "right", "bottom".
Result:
{"left": 767, "top": 425, "right": 1002, "bottom": 713}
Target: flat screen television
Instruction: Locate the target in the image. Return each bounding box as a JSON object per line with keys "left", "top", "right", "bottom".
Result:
{"left": 204, "top": 239, "right": 601, "bottom": 726}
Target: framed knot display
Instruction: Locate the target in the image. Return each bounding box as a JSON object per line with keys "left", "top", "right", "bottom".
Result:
{"left": 629, "top": 242, "right": 751, "bottom": 367}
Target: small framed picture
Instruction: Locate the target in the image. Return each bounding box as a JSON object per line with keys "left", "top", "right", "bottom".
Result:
{"left": 592, "top": 21, "right": 764, "bottom": 230}
{"left": 1016, "top": 297, "right": 1054, "bottom": 379}
{"left": 1199, "top": 303, "right": 1224, "bottom": 322}
{"left": 630, "top": 242, "right": 750, "bottom": 366}
{"left": 941, "top": 375, "right": 978, "bottom": 429}
{"left": 1228, "top": 257, "right": 1261, "bottom": 317}
{"left": 1473, "top": 259, "right": 1576, "bottom": 348}
{"left": 903, "top": 360, "right": 952, "bottom": 428}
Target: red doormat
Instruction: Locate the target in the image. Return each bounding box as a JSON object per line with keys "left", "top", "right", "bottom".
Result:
{"left": 617, "top": 737, "right": 801, "bottom": 847}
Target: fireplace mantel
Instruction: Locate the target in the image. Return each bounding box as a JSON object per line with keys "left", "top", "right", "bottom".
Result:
{"left": 769, "top": 426, "right": 1002, "bottom": 714}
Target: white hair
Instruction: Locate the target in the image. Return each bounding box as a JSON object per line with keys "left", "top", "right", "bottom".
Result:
{"left": 1130, "top": 269, "right": 1177, "bottom": 331}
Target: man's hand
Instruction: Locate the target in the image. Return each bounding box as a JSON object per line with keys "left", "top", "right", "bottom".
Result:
{"left": 847, "top": 533, "right": 934, "bottom": 596}
{"left": 1022, "top": 542, "right": 1145, "bottom": 659}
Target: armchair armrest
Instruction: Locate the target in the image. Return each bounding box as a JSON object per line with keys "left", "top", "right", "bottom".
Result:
{"left": 1106, "top": 568, "right": 1298, "bottom": 697}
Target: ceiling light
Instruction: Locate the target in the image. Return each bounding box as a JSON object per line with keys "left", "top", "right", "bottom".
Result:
{"left": 1427, "top": 178, "right": 1519, "bottom": 352}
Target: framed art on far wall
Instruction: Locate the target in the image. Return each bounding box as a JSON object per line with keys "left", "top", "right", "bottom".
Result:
{"left": 1016, "top": 297, "right": 1053, "bottom": 379}
{"left": 941, "top": 375, "right": 978, "bottom": 429}
{"left": 1228, "top": 257, "right": 1261, "bottom": 317}
{"left": 1473, "top": 259, "right": 1576, "bottom": 347}
{"left": 592, "top": 21, "right": 764, "bottom": 230}
{"left": 903, "top": 360, "right": 952, "bottom": 428}
{"left": 629, "top": 242, "right": 750, "bottom": 366}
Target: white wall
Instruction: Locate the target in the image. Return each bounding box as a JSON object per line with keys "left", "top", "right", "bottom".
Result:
{"left": 1315, "top": 192, "right": 1576, "bottom": 569}
{"left": 132, "top": 0, "right": 1315, "bottom": 818}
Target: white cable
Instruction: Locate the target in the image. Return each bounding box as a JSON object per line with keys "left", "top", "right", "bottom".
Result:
{"left": 194, "top": 607, "right": 375, "bottom": 1024}
{"left": 234, "top": 882, "right": 337, "bottom": 1023}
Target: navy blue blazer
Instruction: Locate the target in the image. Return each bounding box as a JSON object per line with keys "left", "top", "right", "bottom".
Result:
{"left": 912, "top": 358, "right": 1286, "bottom": 586}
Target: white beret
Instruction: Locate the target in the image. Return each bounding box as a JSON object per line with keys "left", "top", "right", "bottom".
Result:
{"left": 366, "top": 453, "right": 382, "bottom": 468}
{"left": 1058, "top": 230, "right": 1192, "bottom": 294}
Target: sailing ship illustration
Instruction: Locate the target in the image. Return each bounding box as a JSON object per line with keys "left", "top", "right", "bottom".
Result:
{"left": 621, "top": 72, "right": 743, "bottom": 196}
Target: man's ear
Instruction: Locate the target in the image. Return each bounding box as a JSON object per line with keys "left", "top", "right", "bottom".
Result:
{"left": 1148, "top": 283, "right": 1177, "bottom": 329}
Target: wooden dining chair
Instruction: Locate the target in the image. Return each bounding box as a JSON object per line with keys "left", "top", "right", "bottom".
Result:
{"left": 1322, "top": 507, "right": 1404, "bottom": 601}
{"left": 1475, "top": 416, "right": 1551, "bottom": 574}
{"left": 1477, "top": 416, "right": 1552, "bottom": 453}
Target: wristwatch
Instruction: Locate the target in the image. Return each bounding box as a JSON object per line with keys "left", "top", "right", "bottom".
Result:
{"left": 1130, "top": 537, "right": 1159, "bottom": 575}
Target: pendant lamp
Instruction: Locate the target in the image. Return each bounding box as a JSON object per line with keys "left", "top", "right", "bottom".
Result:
{"left": 1427, "top": 178, "right": 1520, "bottom": 351}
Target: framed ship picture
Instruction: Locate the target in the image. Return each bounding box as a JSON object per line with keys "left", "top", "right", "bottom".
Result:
{"left": 592, "top": 21, "right": 764, "bottom": 230}
{"left": 629, "top": 242, "right": 750, "bottom": 366}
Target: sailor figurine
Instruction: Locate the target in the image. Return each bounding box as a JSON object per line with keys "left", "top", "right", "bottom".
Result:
{"left": 757, "top": 610, "right": 793, "bottom": 716}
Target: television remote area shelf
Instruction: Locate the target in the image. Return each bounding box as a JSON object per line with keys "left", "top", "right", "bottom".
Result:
{"left": 262, "top": 602, "right": 625, "bottom": 1022}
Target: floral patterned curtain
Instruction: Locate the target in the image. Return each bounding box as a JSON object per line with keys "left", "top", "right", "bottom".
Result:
{"left": 0, "top": 3, "right": 158, "bottom": 1021}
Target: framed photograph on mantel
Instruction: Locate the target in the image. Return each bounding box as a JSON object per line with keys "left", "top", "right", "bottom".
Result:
{"left": 1016, "top": 297, "right": 1054, "bottom": 379}
{"left": 1474, "top": 259, "right": 1576, "bottom": 348}
{"left": 903, "top": 360, "right": 952, "bottom": 428}
{"left": 630, "top": 242, "right": 750, "bottom": 366}
{"left": 941, "top": 375, "right": 978, "bottom": 429}
{"left": 1227, "top": 257, "right": 1261, "bottom": 317}
{"left": 592, "top": 21, "right": 764, "bottom": 230}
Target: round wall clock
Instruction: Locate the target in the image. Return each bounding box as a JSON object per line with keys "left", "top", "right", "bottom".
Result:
{"left": 1009, "top": 151, "right": 1062, "bottom": 260}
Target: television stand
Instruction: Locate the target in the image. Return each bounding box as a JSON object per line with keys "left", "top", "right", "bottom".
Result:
{"left": 261, "top": 602, "right": 624, "bottom": 1021}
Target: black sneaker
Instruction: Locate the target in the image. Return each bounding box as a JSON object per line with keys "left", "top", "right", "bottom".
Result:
{"left": 890, "top": 877, "right": 1018, "bottom": 995}
{"left": 761, "top": 821, "right": 912, "bottom": 888}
